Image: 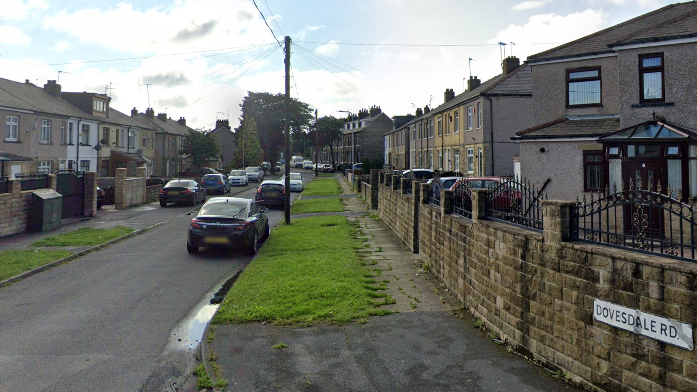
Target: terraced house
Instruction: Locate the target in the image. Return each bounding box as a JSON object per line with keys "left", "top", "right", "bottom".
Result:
{"left": 515, "top": 1, "right": 697, "bottom": 201}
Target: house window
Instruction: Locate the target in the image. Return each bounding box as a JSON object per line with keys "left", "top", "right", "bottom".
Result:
{"left": 40, "top": 120, "right": 51, "bottom": 143}
{"left": 143, "top": 133, "right": 148, "bottom": 148}
{"left": 68, "top": 122, "right": 74, "bottom": 144}
{"left": 639, "top": 53, "right": 664, "bottom": 102}
{"left": 79, "top": 160, "right": 90, "bottom": 172}
{"left": 437, "top": 150, "right": 442, "bottom": 169}
{"left": 583, "top": 152, "right": 603, "bottom": 191}
{"left": 467, "top": 106, "right": 473, "bottom": 130}
{"left": 567, "top": 67, "right": 601, "bottom": 106}
{"left": 128, "top": 130, "right": 135, "bottom": 148}
{"left": 477, "top": 102, "right": 482, "bottom": 128}
{"left": 60, "top": 121, "right": 66, "bottom": 144}
{"left": 38, "top": 160, "right": 51, "bottom": 174}
{"left": 412, "top": 126, "right": 416, "bottom": 140}
{"left": 81, "top": 124, "right": 90, "bottom": 145}
{"left": 418, "top": 123, "right": 422, "bottom": 139}
{"left": 5, "top": 115, "right": 18, "bottom": 141}
{"left": 429, "top": 119, "right": 433, "bottom": 138}
{"left": 466, "top": 148, "right": 474, "bottom": 173}
{"left": 102, "top": 127, "right": 110, "bottom": 145}
{"left": 454, "top": 111, "right": 459, "bottom": 134}
{"left": 437, "top": 117, "right": 442, "bottom": 136}
{"left": 689, "top": 145, "right": 697, "bottom": 197}
{"left": 93, "top": 100, "right": 106, "bottom": 112}
{"left": 454, "top": 149, "right": 460, "bottom": 172}
{"left": 477, "top": 147, "right": 483, "bottom": 176}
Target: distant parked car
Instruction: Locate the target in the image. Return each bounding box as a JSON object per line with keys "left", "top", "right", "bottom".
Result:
{"left": 97, "top": 186, "right": 105, "bottom": 209}
{"left": 303, "top": 160, "right": 314, "bottom": 170}
{"left": 260, "top": 161, "right": 271, "bottom": 172}
{"left": 200, "top": 173, "right": 229, "bottom": 195}
{"left": 255, "top": 180, "right": 286, "bottom": 209}
{"left": 321, "top": 163, "right": 334, "bottom": 173}
{"left": 186, "top": 197, "right": 270, "bottom": 255}
{"left": 228, "top": 169, "right": 248, "bottom": 186}
{"left": 245, "top": 166, "right": 263, "bottom": 182}
{"left": 402, "top": 169, "right": 435, "bottom": 180}
{"left": 180, "top": 167, "right": 219, "bottom": 181}
{"left": 159, "top": 179, "right": 206, "bottom": 207}
{"left": 280, "top": 173, "right": 304, "bottom": 192}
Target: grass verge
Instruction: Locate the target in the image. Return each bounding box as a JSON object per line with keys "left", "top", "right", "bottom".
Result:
{"left": 0, "top": 250, "right": 73, "bottom": 281}
{"left": 31, "top": 226, "right": 135, "bottom": 247}
{"left": 291, "top": 197, "right": 344, "bottom": 213}
{"left": 213, "top": 215, "right": 390, "bottom": 326}
{"left": 302, "top": 178, "right": 342, "bottom": 196}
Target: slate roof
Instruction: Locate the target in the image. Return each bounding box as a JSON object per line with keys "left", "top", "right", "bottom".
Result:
{"left": 513, "top": 116, "right": 620, "bottom": 140}
{"left": 0, "top": 78, "right": 97, "bottom": 119}
{"left": 344, "top": 112, "right": 391, "bottom": 135}
{"left": 131, "top": 112, "right": 191, "bottom": 136}
{"left": 528, "top": 2, "right": 697, "bottom": 63}
{"left": 106, "top": 107, "right": 156, "bottom": 130}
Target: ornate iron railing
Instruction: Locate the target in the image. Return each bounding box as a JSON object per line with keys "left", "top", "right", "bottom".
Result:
{"left": 485, "top": 176, "right": 545, "bottom": 231}
{"left": 451, "top": 179, "right": 473, "bottom": 219}
{"left": 427, "top": 177, "right": 443, "bottom": 205}
{"left": 404, "top": 171, "right": 415, "bottom": 195}
{"left": 571, "top": 180, "right": 697, "bottom": 261}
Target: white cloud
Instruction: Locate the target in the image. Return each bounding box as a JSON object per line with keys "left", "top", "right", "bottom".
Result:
{"left": 52, "top": 41, "right": 70, "bottom": 52}
{"left": 295, "top": 25, "right": 325, "bottom": 41}
{"left": 0, "top": 26, "right": 32, "bottom": 45}
{"left": 512, "top": 1, "right": 554, "bottom": 11}
{"left": 43, "top": 0, "right": 271, "bottom": 55}
{"left": 602, "top": 0, "right": 662, "bottom": 7}
{"left": 315, "top": 40, "right": 339, "bottom": 56}
{"left": 1, "top": 0, "right": 48, "bottom": 20}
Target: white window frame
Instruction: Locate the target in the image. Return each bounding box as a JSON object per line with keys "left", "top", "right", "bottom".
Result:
{"left": 81, "top": 124, "right": 90, "bottom": 145}
{"left": 142, "top": 132, "right": 147, "bottom": 148}
{"left": 477, "top": 102, "right": 482, "bottom": 128}
{"left": 467, "top": 107, "right": 473, "bottom": 130}
{"left": 38, "top": 160, "right": 51, "bottom": 174}
{"left": 60, "top": 121, "right": 66, "bottom": 144}
{"left": 128, "top": 130, "right": 136, "bottom": 149}
{"left": 454, "top": 111, "right": 459, "bottom": 134}
{"left": 466, "top": 148, "right": 474, "bottom": 173}
{"left": 6, "top": 115, "right": 18, "bottom": 141}
{"left": 79, "top": 159, "right": 90, "bottom": 172}
{"left": 40, "top": 120, "right": 51, "bottom": 143}
{"left": 68, "top": 122, "right": 74, "bottom": 144}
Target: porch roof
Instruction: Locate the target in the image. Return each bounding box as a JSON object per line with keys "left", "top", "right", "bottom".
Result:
{"left": 111, "top": 150, "right": 150, "bottom": 163}
{"left": 513, "top": 116, "right": 620, "bottom": 140}
{"left": 599, "top": 120, "right": 697, "bottom": 141}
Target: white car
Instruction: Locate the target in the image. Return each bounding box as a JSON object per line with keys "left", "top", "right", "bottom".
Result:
{"left": 228, "top": 169, "right": 248, "bottom": 186}
{"left": 303, "top": 160, "right": 314, "bottom": 170}
{"left": 280, "top": 172, "right": 304, "bottom": 192}
{"left": 245, "top": 166, "right": 263, "bottom": 182}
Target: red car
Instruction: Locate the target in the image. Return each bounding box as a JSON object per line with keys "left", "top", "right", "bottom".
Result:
{"left": 451, "top": 177, "right": 522, "bottom": 210}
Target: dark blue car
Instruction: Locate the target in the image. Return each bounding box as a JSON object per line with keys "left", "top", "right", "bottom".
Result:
{"left": 201, "top": 174, "right": 229, "bottom": 195}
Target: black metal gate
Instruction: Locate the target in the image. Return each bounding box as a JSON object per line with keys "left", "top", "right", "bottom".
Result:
{"left": 56, "top": 170, "right": 85, "bottom": 218}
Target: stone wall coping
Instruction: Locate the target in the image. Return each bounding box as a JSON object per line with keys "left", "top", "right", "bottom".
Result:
{"left": 542, "top": 200, "right": 577, "bottom": 206}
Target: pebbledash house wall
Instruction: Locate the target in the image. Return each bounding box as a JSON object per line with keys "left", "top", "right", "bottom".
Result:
{"left": 376, "top": 178, "right": 697, "bottom": 392}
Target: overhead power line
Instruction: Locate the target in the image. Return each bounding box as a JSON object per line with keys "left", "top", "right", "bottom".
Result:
{"left": 298, "top": 41, "right": 561, "bottom": 47}
{"left": 253, "top": 0, "right": 283, "bottom": 50}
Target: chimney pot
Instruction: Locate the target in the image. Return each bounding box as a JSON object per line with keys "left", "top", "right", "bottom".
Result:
{"left": 502, "top": 56, "right": 520, "bottom": 76}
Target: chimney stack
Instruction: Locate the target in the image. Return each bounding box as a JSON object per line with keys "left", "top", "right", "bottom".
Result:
{"left": 177, "top": 117, "right": 186, "bottom": 126}
{"left": 424, "top": 105, "right": 430, "bottom": 114}
{"left": 502, "top": 56, "right": 520, "bottom": 76}
{"left": 467, "top": 76, "right": 481, "bottom": 91}
{"left": 157, "top": 112, "right": 167, "bottom": 121}
{"left": 43, "top": 80, "right": 62, "bottom": 97}
{"left": 216, "top": 119, "right": 230, "bottom": 129}
{"left": 416, "top": 107, "right": 423, "bottom": 117}
{"left": 444, "top": 88, "right": 455, "bottom": 103}
{"left": 131, "top": 107, "right": 138, "bottom": 117}
{"left": 146, "top": 108, "right": 155, "bottom": 119}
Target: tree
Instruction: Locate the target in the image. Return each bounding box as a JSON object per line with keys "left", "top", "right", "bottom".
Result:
{"left": 238, "top": 92, "right": 314, "bottom": 169}
{"left": 233, "top": 115, "right": 263, "bottom": 168}
{"left": 182, "top": 129, "right": 221, "bottom": 168}
{"left": 313, "top": 116, "right": 344, "bottom": 166}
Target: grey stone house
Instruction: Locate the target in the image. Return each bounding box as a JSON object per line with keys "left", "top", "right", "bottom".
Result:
{"left": 515, "top": 1, "right": 697, "bottom": 201}
{"left": 340, "top": 106, "right": 392, "bottom": 166}
{"left": 207, "top": 119, "right": 236, "bottom": 170}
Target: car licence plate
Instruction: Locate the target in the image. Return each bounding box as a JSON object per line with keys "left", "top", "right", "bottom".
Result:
{"left": 204, "top": 236, "right": 229, "bottom": 244}
{"left": 168, "top": 191, "right": 179, "bottom": 195}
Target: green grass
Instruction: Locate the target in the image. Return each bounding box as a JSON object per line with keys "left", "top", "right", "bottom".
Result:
{"left": 291, "top": 197, "right": 344, "bottom": 213}
{"left": 213, "top": 215, "right": 388, "bottom": 326}
{"left": 31, "top": 226, "right": 135, "bottom": 247}
{"left": 0, "top": 250, "right": 73, "bottom": 281}
{"left": 302, "top": 178, "right": 342, "bottom": 196}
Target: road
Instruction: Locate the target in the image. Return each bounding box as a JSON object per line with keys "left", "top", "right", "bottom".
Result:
{"left": 0, "top": 170, "right": 313, "bottom": 392}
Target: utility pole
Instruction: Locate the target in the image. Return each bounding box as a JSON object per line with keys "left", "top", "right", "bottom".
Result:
{"left": 314, "top": 109, "right": 319, "bottom": 178}
{"left": 284, "top": 36, "right": 291, "bottom": 224}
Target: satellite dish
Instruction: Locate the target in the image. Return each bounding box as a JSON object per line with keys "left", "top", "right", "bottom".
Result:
{"left": 136, "top": 149, "right": 143, "bottom": 154}
{"left": 94, "top": 144, "right": 102, "bottom": 151}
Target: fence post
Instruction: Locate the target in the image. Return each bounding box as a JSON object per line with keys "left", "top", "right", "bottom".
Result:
{"left": 370, "top": 169, "right": 379, "bottom": 209}
{"left": 392, "top": 175, "right": 400, "bottom": 190}
{"left": 49, "top": 174, "right": 58, "bottom": 191}
{"left": 115, "top": 168, "right": 126, "bottom": 210}
{"left": 472, "top": 188, "right": 487, "bottom": 222}
{"left": 83, "top": 172, "right": 97, "bottom": 217}
{"left": 420, "top": 183, "right": 429, "bottom": 204}
{"left": 137, "top": 166, "right": 147, "bottom": 205}
{"left": 400, "top": 177, "right": 409, "bottom": 194}
{"left": 442, "top": 189, "right": 452, "bottom": 219}
{"left": 542, "top": 200, "right": 576, "bottom": 244}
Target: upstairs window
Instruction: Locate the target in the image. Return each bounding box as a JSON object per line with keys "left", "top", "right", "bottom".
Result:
{"left": 477, "top": 102, "right": 482, "bottom": 128}
{"left": 6, "top": 115, "right": 18, "bottom": 141}
{"left": 454, "top": 111, "right": 459, "bottom": 133}
{"left": 40, "top": 120, "right": 51, "bottom": 143}
{"left": 60, "top": 121, "right": 66, "bottom": 144}
{"left": 437, "top": 117, "right": 442, "bottom": 136}
{"left": 467, "top": 106, "right": 473, "bottom": 130}
{"left": 81, "top": 124, "right": 90, "bottom": 145}
{"left": 102, "top": 127, "right": 110, "bottom": 145}
{"left": 639, "top": 53, "right": 664, "bottom": 102}
{"left": 567, "top": 67, "right": 601, "bottom": 106}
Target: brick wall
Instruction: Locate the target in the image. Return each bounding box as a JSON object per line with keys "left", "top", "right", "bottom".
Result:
{"left": 378, "top": 184, "right": 697, "bottom": 392}
{"left": 114, "top": 167, "right": 146, "bottom": 209}
{"left": 0, "top": 181, "right": 32, "bottom": 237}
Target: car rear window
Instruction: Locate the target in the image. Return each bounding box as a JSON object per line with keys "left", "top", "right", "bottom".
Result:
{"left": 200, "top": 200, "right": 247, "bottom": 216}
{"left": 202, "top": 174, "right": 220, "bottom": 181}
{"left": 261, "top": 184, "right": 284, "bottom": 194}
{"left": 165, "top": 181, "right": 192, "bottom": 188}
{"left": 290, "top": 173, "right": 302, "bottom": 180}
{"left": 246, "top": 167, "right": 259, "bottom": 173}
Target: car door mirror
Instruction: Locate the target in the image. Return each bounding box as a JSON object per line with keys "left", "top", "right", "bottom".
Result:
{"left": 261, "top": 207, "right": 270, "bottom": 213}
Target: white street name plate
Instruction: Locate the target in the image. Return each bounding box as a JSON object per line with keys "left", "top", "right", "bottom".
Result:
{"left": 594, "top": 299, "right": 693, "bottom": 350}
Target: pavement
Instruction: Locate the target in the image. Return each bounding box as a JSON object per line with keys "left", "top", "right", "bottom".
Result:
{"left": 205, "top": 175, "right": 581, "bottom": 392}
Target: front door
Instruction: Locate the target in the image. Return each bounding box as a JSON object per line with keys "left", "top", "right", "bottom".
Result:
{"left": 624, "top": 161, "right": 663, "bottom": 238}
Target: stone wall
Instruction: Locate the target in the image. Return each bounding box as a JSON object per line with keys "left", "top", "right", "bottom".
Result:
{"left": 378, "top": 182, "right": 697, "bottom": 392}
{"left": 114, "top": 167, "right": 146, "bottom": 209}
{"left": 0, "top": 181, "right": 32, "bottom": 237}
{"left": 377, "top": 176, "right": 419, "bottom": 253}
{"left": 145, "top": 185, "right": 162, "bottom": 203}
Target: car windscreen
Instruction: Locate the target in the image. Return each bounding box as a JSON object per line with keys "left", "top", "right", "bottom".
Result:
{"left": 230, "top": 170, "right": 245, "bottom": 176}
{"left": 290, "top": 173, "right": 302, "bottom": 180}
{"left": 261, "top": 184, "right": 284, "bottom": 195}
{"left": 442, "top": 179, "right": 458, "bottom": 188}
{"left": 199, "top": 200, "right": 248, "bottom": 217}
{"left": 165, "top": 181, "right": 192, "bottom": 188}
{"left": 245, "top": 167, "right": 258, "bottom": 173}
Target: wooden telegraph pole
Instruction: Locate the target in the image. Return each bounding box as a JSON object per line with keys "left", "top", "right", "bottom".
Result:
{"left": 284, "top": 36, "right": 291, "bottom": 224}
{"left": 314, "top": 109, "right": 319, "bottom": 178}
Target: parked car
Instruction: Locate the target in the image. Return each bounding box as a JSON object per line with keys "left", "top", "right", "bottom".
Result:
{"left": 322, "top": 163, "right": 334, "bottom": 173}
{"left": 280, "top": 172, "right": 304, "bottom": 192}
{"left": 303, "top": 160, "right": 314, "bottom": 170}
{"left": 428, "top": 176, "right": 462, "bottom": 190}
{"left": 200, "top": 173, "right": 229, "bottom": 195}
{"left": 451, "top": 177, "right": 522, "bottom": 211}
{"left": 228, "top": 169, "right": 248, "bottom": 186}
{"left": 245, "top": 166, "right": 264, "bottom": 182}
{"left": 255, "top": 180, "right": 286, "bottom": 209}
{"left": 97, "top": 186, "right": 105, "bottom": 209}
{"left": 402, "top": 168, "right": 435, "bottom": 180}
{"left": 159, "top": 179, "right": 206, "bottom": 207}
{"left": 292, "top": 156, "right": 304, "bottom": 168}
{"left": 186, "top": 197, "right": 270, "bottom": 255}
{"left": 260, "top": 161, "right": 271, "bottom": 172}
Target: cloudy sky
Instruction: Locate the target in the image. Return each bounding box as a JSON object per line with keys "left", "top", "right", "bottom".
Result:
{"left": 0, "top": 0, "right": 677, "bottom": 130}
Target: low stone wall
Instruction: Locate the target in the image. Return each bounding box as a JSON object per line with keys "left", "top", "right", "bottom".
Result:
{"left": 378, "top": 183, "right": 697, "bottom": 392}
{"left": 114, "top": 167, "right": 146, "bottom": 209}
{"left": 377, "top": 177, "right": 419, "bottom": 253}
{"left": 145, "top": 185, "right": 162, "bottom": 203}
{"left": 0, "top": 181, "right": 33, "bottom": 237}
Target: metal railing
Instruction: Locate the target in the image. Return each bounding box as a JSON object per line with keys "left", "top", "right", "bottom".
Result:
{"left": 451, "top": 179, "right": 473, "bottom": 219}
{"left": 427, "top": 178, "right": 443, "bottom": 205}
{"left": 485, "top": 176, "right": 545, "bottom": 231}
{"left": 571, "top": 180, "right": 697, "bottom": 262}
{"left": 404, "top": 171, "right": 415, "bottom": 195}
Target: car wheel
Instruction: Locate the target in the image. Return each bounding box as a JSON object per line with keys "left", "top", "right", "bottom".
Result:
{"left": 262, "top": 223, "right": 270, "bottom": 240}
{"left": 189, "top": 196, "right": 197, "bottom": 206}
{"left": 248, "top": 232, "right": 259, "bottom": 255}
{"left": 160, "top": 201, "right": 167, "bottom": 207}
{"left": 187, "top": 242, "right": 198, "bottom": 254}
